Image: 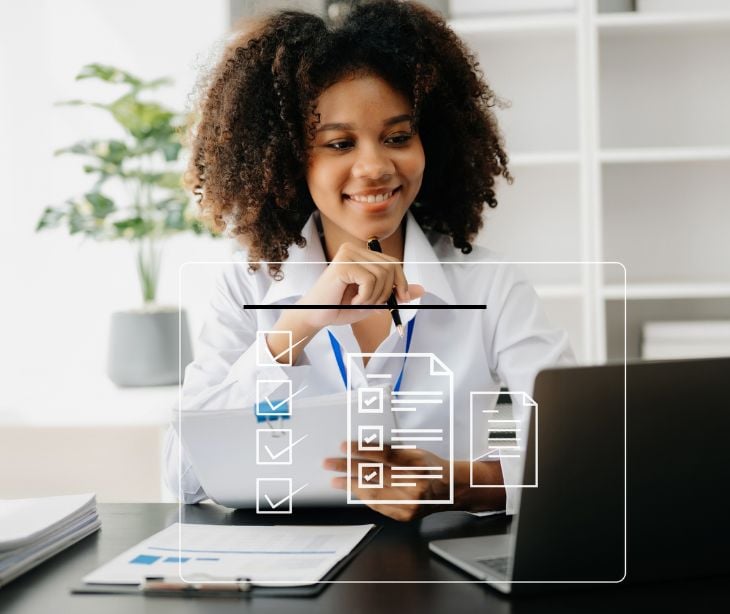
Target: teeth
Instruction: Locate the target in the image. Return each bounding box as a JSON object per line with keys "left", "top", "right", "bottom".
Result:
{"left": 348, "top": 189, "right": 394, "bottom": 203}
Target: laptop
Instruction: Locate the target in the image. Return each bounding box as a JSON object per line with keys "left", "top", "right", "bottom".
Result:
{"left": 429, "top": 357, "right": 730, "bottom": 593}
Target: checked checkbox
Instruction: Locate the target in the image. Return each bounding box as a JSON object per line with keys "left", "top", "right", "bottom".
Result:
{"left": 357, "top": 462, "right": 383, "bottom": 489}
{"left": 256, "top": 330, "right": 309, "bottom": 367}
{"left": 358, "top": 387, "right": 383, "bottom": 414}
{"left": 256, "top": 429, "right": 308, "bottom": 465}
{"left": 357, "top": 463, "right": 383, "bottom": 489}
{"left": 256, "top": 478, "right": 308, "bottom": 514}
{"left": 358, "top": 425, "right": 383, "bottom": 451}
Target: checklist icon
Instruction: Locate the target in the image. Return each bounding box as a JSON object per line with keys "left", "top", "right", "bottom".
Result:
{"left": 256, "top": 478, "right": 308, "bottom": 514}
{"left": 358, "top": 425, "right": 383, "bottom": 451}
{"left": 358, "top": 387, "right": 383, "bottom": 414}
{"left": 358, "top": 463, "right": 383, "bottom": 489}
{"left": 256, "top": 429, "right": 308, "bottom": 465}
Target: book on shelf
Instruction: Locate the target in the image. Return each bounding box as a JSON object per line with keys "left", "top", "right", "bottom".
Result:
{"left": 641, "top": 320, "right": 730, "bottom": 360}
{"left": 449, "top": 0, "right": 576, "bottom": 18}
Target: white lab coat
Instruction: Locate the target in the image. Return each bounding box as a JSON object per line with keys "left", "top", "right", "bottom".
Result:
{"left": 164, "top": 210, "right": 574, "bottom": 512}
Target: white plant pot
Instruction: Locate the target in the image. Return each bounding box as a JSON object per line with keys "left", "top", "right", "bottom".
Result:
{"left": 107, "top": 306, "right": 193, "bottom": 387}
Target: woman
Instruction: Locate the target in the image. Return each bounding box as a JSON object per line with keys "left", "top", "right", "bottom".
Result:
{"left": 165, "top": 0, "right": 573, "bottom": 520}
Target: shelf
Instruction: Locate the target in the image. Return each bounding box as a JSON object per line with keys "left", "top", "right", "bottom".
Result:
{"left": 597, "top": 11, "right": 730, "bottom": 32}
{"left": 603, "top": 283, "right": 730, "bottom": 301}
{"left": 510, "top": 151, "right": 580, "bottom": 167}
{"left": 600, "top": 147, "right": 730, "bottom": 164}
{"left": 535, "top": 284, "right": 583, "bottom": 299}
{"left": 449, "top": 14, "right": 577, "bottom": 35}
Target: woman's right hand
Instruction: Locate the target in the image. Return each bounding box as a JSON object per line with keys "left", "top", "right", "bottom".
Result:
{"left": 266, "top": 242, "right": 424, "bottom": 364}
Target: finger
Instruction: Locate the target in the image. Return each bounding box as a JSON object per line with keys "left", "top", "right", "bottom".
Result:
{"left": 343, "top": 267, "right": 376, "bottom": 306}
{"left": 376, "top": 264, "right": 396, "bottom": 305}
{"left": 392, "top": 264, "right": 411, "bottom": 302}
{"left": 404, "top": 283, "right": 425, "bottom": 302}
{"left": 323, "top": 457, "right": 348, "bottom": 473}
{"left": 343, "top": 440, "right": 393, "bottom": 462}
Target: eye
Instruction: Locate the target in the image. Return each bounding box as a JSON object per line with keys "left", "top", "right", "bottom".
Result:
{"left": 385, "top": 132, "right": 413, "bottom": 146}
{"left": 325, "top": 139, "right": 354, "bottom": 151}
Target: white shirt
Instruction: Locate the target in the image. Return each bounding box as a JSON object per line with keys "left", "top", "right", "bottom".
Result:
{"left": 164, "top": 211, "right": 574, "bottom": 512}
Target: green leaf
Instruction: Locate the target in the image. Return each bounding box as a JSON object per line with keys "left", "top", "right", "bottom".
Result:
{"left": 35, "top": 206, "right": 66, "bottom": 231}
{"left": 160, "top": 141, "right": 182, "bottom": 161}
{"left": 107, "top": 94, "right": 176, "bottom": 140}
{"left": 76, "top": 63, "right": 143, "bottom": 88}
{"left": 84, "top": 192, "right": 116, "bottom": 219}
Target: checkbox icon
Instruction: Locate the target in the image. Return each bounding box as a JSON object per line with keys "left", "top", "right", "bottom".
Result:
{"left": 256, "top": 380, "right": 292, "bottom": 417}
{"left": 255, "top": 478, "right": 308, "bottom": 514}
{"left": 256, "top": 429, "right": 308, "bottom": 465}
{"left": 357, "top": 462, "right": 383, "bottom": 489}
{"left": 358, "top": 387, "right": 383, "bottom": 414}
{"left": 358, "top": 425, "right": 383, "bottom": 451}
{"left": 257, "top": 330, "right": 294, "bottom": 366}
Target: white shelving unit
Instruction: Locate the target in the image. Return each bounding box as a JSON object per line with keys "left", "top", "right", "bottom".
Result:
{"left": 453, "top": 0, "right": 730, "bottom": 363}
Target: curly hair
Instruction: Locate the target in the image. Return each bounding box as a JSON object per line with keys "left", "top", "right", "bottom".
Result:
{"left": 185, "top": 0, "right": 511, "bottom": 279}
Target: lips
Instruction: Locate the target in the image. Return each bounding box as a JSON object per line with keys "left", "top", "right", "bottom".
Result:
{"left": 343, "top": 186, "right": 402, "bottom": 213}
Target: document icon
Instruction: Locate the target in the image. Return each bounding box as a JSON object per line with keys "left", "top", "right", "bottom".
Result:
{"left": 347, "top": 352, "right": 454, "bottom": 506}
{"left": 469, "top": 391, "right": 538, "bottom": 488}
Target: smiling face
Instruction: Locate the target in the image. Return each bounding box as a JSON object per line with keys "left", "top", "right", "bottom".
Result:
{"left": 305, "top": 74, "right": 425, "bottom": 259}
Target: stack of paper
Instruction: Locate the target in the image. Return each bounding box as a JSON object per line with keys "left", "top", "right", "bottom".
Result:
{"left": 0, "top": 493, "right": 101, "bottom": 587}
{"left": 642, "top": 320, "right": 730, "bottom": 360}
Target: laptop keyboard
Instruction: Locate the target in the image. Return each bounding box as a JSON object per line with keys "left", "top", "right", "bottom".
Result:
{"left": 476, "top": 556, "right": 510, "bottom": 577}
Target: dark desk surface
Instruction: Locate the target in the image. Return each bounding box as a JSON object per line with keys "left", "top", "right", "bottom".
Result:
{"left": 2, "top": 503, "right": 727, "bottom": 613}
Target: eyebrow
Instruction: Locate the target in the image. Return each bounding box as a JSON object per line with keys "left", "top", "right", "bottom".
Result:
{"left": 315, "top": 114, "right": 412, "bottom": 133}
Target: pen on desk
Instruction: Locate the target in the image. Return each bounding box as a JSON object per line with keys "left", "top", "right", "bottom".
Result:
{"left": 142, "top": 576, "right": 252, "bottom": 594}
{"left": 366, "top": 236, "right": 404, "bottom": 338}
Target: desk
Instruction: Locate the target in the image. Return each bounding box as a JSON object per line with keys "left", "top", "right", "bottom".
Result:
{"left": 2, "top": 504, "right": 727, "bottom": 613}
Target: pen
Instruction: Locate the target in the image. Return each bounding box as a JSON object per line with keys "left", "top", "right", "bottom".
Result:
{"left": 142, "top": 575, "right": 252, "bottom": 594}
{"left": 366, "top": 236, "right": 404, "bottom": 338}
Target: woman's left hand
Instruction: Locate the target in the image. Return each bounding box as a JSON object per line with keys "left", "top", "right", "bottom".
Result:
{"left": 323, "top": 441, "right": 450, "bottom": 521}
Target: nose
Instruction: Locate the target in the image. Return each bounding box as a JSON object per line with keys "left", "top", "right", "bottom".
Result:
{"left": 351, "top": 142, "right": 395, "bottom": 181}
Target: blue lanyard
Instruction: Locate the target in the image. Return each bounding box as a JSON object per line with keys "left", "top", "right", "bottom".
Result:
{"left": 327, "top": 317, "right": 416, "bottom": 393}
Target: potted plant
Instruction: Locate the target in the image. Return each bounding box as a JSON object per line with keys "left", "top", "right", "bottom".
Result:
{"left": 37, "top": 64, "right": 213, "bottom": 386}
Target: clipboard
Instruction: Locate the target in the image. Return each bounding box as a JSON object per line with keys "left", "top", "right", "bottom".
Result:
{"left": 71, "top": 524, "right": 380, "bottom": 598}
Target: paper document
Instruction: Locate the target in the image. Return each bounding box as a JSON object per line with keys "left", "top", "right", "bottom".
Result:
{"left": 0, "top": 493, "right": 100, "bottom": 587}
{"left": 83, "top": 522, "right": 374, "bottom": 587}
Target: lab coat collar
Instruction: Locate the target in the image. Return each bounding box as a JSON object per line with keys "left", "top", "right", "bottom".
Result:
{"left": 261, "top": 210, "right": 457, "bottom": 306}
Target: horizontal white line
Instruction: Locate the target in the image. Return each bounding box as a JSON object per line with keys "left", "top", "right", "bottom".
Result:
{"left": 392, "top": 466, "right": 443, "bottom": 471}
{"left": 483, "top": 445, "right": 520, "bottom": 449}
{"left": 391, "top": 408, "right": 417, "bottom": 412}
{"left": 496, "top": 455, "right": 521, "bottom": 458}
{"left": 482, "top": 410, "right": 499, "bottom": 413}
{"left": 392, "top": 391, "right": 443, "bottom": 396}
{"left": 393, "top": 474, "right": 442, "bottom": 480}
{"left": 391, "top": 399, "right": 443, "bottom": 404}
{"left": 392, "top": 482, "right": 416, "bottom": 487}
{"left": 391, "top": 445, "right": 416, "bottom": 450}
{"left": 366, "top": 373, "right": 391, "bottom": 379}
{"left": 391, "top": 436, "right": 443, "bottom": 441}
{"left": 391, "top": 429, "right": 443, "bottom": 433}
{"left": 487, "top": 419, "right": 520, "bottom": 423}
